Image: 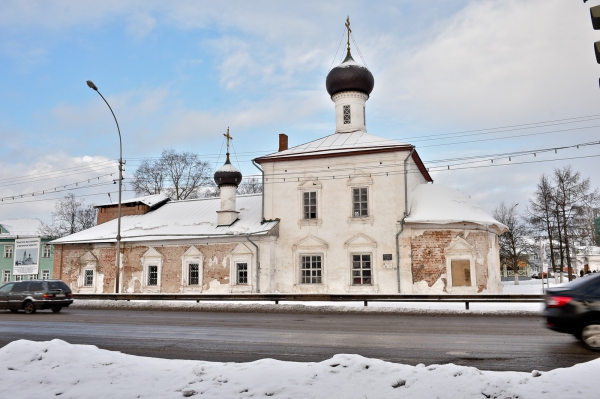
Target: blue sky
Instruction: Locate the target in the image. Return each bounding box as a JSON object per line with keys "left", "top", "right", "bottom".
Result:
{"left": 1, "top": 0, "right": 599, "bottom": 222}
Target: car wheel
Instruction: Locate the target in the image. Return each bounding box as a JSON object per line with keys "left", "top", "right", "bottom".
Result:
{"left": 51, "top": 307, "right": 62, "bottom": 313}
{"left": 581, "top": 322, "right": 600, "bottom": 351}
{"left": 9, "top": 309, "right": 18, "bottom": 313}
{"left": 23, "top": 301, "right": 36, "bottom": 314}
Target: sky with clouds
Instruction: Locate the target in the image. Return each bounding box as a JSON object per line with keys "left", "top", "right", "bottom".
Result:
{"left": 1, "top": 0, "right": 599, "bottom": 223}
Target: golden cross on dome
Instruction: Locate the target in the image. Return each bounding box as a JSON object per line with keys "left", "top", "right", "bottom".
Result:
{"left": 345, "top": 16, "right": 351, "bottom": 52}
{"left": 223, "top": 127, "right": 233, "bottom": 154}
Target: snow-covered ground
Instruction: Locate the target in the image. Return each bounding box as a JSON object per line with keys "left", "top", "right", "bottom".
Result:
{"left": 70, "top": 280, "right": 562, "bottom": 315}
{"left": 0, "top": 339, "right": 597, "bottom": 399}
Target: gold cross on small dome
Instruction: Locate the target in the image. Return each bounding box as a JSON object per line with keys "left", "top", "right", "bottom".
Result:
{"left": 223, "top": 127, "right": 233, "bottom": 154}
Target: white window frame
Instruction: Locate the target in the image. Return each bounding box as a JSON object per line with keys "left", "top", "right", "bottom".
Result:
{"left": 344, "top": 233, "right": 378, "bottom": 292}
{"left": 302, "top": 191, "right": 318, "bottom": 220}
{"left": 235, "top": 262, "right": 249, "bottom": 285}
{"left": 41, "top": 269, "right": 50, "bottom": 280}
{"left": 15, "top": 274, "right": 23, "bottom": 281}
{"left": 444, "top": 237, "right": 477, "bottom": 294}
{"left": 229, "top": 243, "right": 254, "bottom": 292}
{"left": 351, "top": 253, "right": 373, "bottom": 286}
{"left": 181, "top": 246, "right": 204, "bottom": 291}
{"left": 346, "top": 173, "right": 374, "bottom": 225}
{"left": 297, "top": 180, "right": 322, "bottom": 227}
{"left": 83, "top": 269, "right": 94, "bottom": 287}
{"left": 299, "top": 254, "right": 323, "bottom": 284}
{"left": 141, "top": 247, "right": 163, "bottom": 291}
{"left": 42, "top": 244, "right": 52, "bottom": 258}
{"left": 2, "top": 270, "right": 10, "bottom": 283}
{"left": 352, "top": 187, "right": 369, "bottom": 218}
{"left": 292, "top": 235, "right": 328, "bottom": 292}
{"left": 4, "top": 245, "right": 13, "bottom": 258}
{"left": 78, "top": 251, "right": 99, "bottom": 293}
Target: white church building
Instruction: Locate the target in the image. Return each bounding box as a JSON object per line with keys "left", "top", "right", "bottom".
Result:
{"left": 52, "top": 38, "right": 507, "bottom": 295}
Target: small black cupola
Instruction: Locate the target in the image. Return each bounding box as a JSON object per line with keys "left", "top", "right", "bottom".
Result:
{"left": 214, "top": 127, "right": 242, "bottom": 187}
{"left": 325, "top": 50, "right": 374, "bottom": 97}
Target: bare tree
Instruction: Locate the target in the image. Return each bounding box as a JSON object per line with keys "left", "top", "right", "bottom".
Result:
{"left": 493, "top": 202, "right": 533, "bottom": 285}
{"left": 237, "top": 177, "right": 263, "bottom": 195}
{"left": 527, "top": 174, "right": 559, "bottom": 276}
{"left": 39, "top": 194, "right": 97, "bottom": 239}
{"left": 132, "top": 149, "right": 213, "bottom": 200}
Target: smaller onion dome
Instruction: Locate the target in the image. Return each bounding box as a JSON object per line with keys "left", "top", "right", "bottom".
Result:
{"left": 326, "top": 50, "right": 374, "bottom": 97}
{"left": 214, "top": 155, "right": 242, "bottom": 187}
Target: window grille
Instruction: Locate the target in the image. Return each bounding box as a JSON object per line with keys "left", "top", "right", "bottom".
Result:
{"left": 303, "top": 191, "right": 317, "bottom": 219}
{"left": 451, "top": 260, "right": 471, "bottom": 286}
{"left": 4, "top": 245, "right": 13, "bottom": 258}
{"left": 363, "top": 106, "right": 366, "bottom": 125}
{"left": 300, "top": 255, "right": 322, "bottom": 284}
{"left": 42, "top": 270, "right": 50, "bottom": 280}
{"left": 148, "top": 265, "right": 158, "bottom": 286}
{"left": 237, "top": 263, "right": 248, "bottom": 285}
{"left": 343, "top": 105, "right": 351, "bottom": 124}
{"left": 352, "top": 254, "right": 372, "bottom": 285}
{"left": 84, "top": 270, "right": 94, "bottom": 286}
{"left": 2, "top": 270, "right": 10, "bottom": 283}
{"left": 352, "top": 188, "right": 368, "bottom": 217}
{"left": 43, "top": 245, "right": 51, "bottom": 258}
{"left": 189, "top": 263, "right": 199, "bottom": 285}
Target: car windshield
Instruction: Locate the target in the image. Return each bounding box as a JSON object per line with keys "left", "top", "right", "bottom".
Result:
{"left": 45, "top": 281, "right": 71, "bottom": 291}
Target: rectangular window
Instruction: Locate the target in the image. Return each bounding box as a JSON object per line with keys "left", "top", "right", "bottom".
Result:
{"left": 28, "top": 274, "right": 35, "bottom": 280}
{"left": 189, "top": 263, "right": 199, "bottom": 285}
{"left": 343, "top": 105, "right": 351, "bottom": 124}
{"left": 42, "top": 270, "right": 50, "bottom": 280}
{"left": 2, "top": 270, "right": 10, "bottom": 283}
{"left": 303, "top": 191, "right": 317, "bottom": 219}
{"left": 236, "top": 263, "right": 248, "bottom": 285}
{"left": 15, "top": 275, "right": 23, "bottom": 281}
{"left": 300, "top": 255, "right": 322, "bottom": 284}
{"left": 42, "top": 245, "right": 51, "bottom": 258}
{"left": 451, "top": 260, "right": 471, "bottom": 287}
{"left": 352, "top": 254, "right": 372, "bottom": 285}
{"left": 84, "top": 270, "right": 94, "bottom": 287}
{"left": 363, "top": 106, "right": 366, "bottom": 125}
{"left": 352, "top": 188, "right": 368, "bottom": 217}
{"left": 147, "top": 265, "right": 158, "bottom": 286}
{"left": 4, "top": 245, "right": 13, "bottom": 258}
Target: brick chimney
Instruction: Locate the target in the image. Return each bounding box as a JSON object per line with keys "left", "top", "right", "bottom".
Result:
{"left": 278, "top": 133, "right": 288, "bottom": 152}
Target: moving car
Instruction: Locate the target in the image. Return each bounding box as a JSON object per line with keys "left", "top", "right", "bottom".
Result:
{"left": 0, "top": 280, "right": 73, "bottom": 314}
{"left": 545, "top": 273, "right": 600, "bottom": 350}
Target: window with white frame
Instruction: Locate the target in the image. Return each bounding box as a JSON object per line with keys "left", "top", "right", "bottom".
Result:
{"left": 450, "top": 260, "right": 471, "bottom": 287}
{"left": 343, "top": 105, "right": 351, "bottom": 124}
{"left": 188, "top": 263, "right": 199, "bottom": 285}
{"left": 2, "top": 270, "right": 10, "bottom": 282}
{"left": 303, "top": 191, "right": 317, "bottom": 219}
{"left": 42, "top": 244, "right": 51, "bottom": 258}
{"left": 352, "top": 254, "right": 372, "bottom": 285}
{"left": 352, "top": 187, "right": 368, "bottom": 217}
{"left": 300, "top": 255, "right": 322, "bottom": 284}
{"left": 41, "top": 269, "right": 50, "bottom": 280}
{"left": 83, "top": 269, "right": 94, "bottom": 286}
{"left": 236, "top": 263, "right": 248, "bottom": 285}
{"left": 147, "top": 265, "right": 158, "bottom": 286}
{"left": 15, "top": 275, "right": 23, "bottom": 281}
{"left": 4, "top": 245, "right": 13, "bottom": 258}
{"left": 28, "top": 274, "right": 35, "bottom": 280}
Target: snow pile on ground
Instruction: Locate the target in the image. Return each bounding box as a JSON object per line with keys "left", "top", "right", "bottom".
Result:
{"left": 0, "top": 340, "right": 597, "bottom": 399}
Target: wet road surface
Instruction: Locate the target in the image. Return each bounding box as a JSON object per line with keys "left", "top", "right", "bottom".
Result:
{"left": 0, "top": 308, "right": 597, "bottom": 371}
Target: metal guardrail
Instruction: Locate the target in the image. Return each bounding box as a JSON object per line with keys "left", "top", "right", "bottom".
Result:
{"left": 73, "top": 293, "right": 545, "bottom": 310}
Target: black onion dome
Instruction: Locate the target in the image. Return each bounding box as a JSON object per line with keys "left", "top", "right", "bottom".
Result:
{"left": 214, "top": 157, "right": 242, "bottom": 187}
{"left": 326, "top": 51, "right": 374, "bottom": 97}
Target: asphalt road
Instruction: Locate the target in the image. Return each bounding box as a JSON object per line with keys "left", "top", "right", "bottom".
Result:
{"left": 0, "top": 308, "right": 598, "bottom": 372}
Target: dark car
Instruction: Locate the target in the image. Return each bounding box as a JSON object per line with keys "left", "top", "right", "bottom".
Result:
{"left": 0, "top": 280, "right": 73, "bottom": 314}
{"left": 545, "top": 273, "right": 600, "bottom": 350}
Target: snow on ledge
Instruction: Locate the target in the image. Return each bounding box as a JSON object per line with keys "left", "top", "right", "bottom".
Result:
{"left": 0, "top": 339, "right": 597, "bottom": 398}
{"left": 406, "top": 184, "right": 508, "bottom": 233}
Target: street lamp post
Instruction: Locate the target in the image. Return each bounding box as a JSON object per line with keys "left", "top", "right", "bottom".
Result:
{"left": 86, "top": 80, "right": 123, "bottom": 293}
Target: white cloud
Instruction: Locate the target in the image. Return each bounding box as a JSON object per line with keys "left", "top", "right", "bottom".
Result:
{"left": 126, "top": 12, "right": 156, "bottom": 39}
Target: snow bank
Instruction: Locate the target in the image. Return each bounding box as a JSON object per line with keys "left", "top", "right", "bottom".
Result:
{"left": 0, "top": 339, "right": 596, "bottom": 399}
{"left": 70, "top": 299, "right": 542, "bottom": 316}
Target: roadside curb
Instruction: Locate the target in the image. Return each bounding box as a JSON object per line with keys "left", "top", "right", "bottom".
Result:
{"left": 70, "top": 300, "right": 543, "bottom": 317}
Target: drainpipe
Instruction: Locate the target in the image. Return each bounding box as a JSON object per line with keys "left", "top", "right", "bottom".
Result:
{"left": 252, "top": 159, "right": 280, "bottom": 224}
{"left": 246, "top": 234, "right": 260, "bottom": 293}
{"left": 396, "top": 147, "right": 415, "bottom": 293}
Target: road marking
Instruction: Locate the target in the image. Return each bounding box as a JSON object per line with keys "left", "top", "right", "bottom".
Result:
{"left": 446, "top": 351, "right": 470, "bottom": 355}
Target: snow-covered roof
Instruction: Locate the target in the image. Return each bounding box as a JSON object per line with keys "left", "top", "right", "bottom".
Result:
{"left": 255, "top": 131, "right": 411, "bottom": 161}
{"left": 52, "top": 194, "right": 278, "bottom": 244}
{"left": 0, "top": 218, "right": 43, "bottom": 238}
{"left": 405, "top": 184, "right": 508, "bottom": 233}
{"left": 94, "top": 193, "right": 170, "bottom": 208}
